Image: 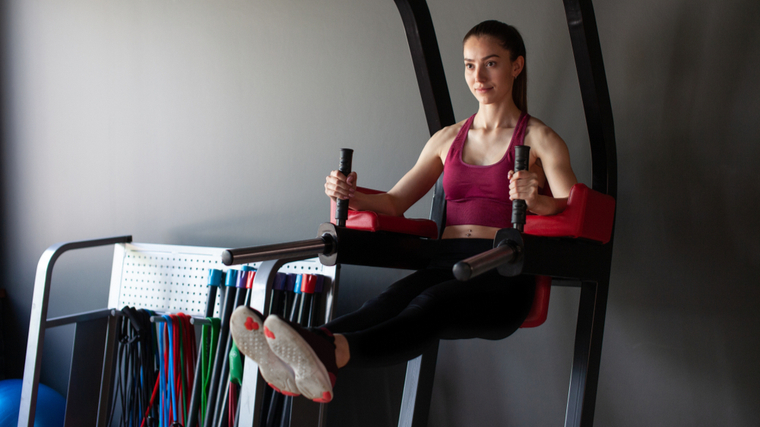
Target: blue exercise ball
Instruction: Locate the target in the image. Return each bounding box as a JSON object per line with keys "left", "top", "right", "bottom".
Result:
{"left": 0, "top": 379, "right": 65, "bottom": 427}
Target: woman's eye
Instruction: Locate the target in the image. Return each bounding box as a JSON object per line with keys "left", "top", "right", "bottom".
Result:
{"left": 487, "top": 61, "right": 496, "bottom": 67}
{"left": 465, "top": 63, "right": 474, "bottom": 69}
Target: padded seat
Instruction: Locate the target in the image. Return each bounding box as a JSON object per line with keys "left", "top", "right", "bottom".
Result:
{"left": 330, "top": 183, "right": 616, "bottom": 328}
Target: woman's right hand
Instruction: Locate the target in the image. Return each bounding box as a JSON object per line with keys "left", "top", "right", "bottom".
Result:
{"left": 325, "top": 170, "right": 357, "bottom": 202}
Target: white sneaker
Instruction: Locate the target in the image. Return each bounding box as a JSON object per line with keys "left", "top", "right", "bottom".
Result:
{"left": 263, "top": 315, "right": 336, "bottom": 403}
{"left": 229, "top": 306, "right": 300, "bottom": 396}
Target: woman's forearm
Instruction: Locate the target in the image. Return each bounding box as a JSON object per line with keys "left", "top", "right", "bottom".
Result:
{"left": 348, "top": 191, "right": 405, "bottom": 216}
{"left": 528, "top": 195, "right": 568, "bottom": 216}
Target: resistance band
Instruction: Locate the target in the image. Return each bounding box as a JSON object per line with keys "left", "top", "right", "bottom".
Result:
{"left": 199, "top": 317, "right": 221, "bottom": 424}
{"left": 154, "top": 313, "right": 197, "bottom": 427}
{"left": 113, "top": 270, "right": 227, "bottom": 427}
{"left": 109, "top": 307, "right": 158, "bottom": 427}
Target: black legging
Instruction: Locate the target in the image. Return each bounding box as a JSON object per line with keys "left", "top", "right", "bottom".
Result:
{"left": 323, "top": 239, "right": 536, "bottom": 368}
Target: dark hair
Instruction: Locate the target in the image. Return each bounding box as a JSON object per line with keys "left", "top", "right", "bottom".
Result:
{"left": 464, "top": 20, "right": 527, "bottom": 112}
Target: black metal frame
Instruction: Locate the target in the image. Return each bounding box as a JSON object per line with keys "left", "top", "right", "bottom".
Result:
{"left": 391, "top": 1, "right": 617, "bottom": 426}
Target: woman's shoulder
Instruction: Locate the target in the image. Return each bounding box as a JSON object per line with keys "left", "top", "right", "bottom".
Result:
{"left": 424, "top": 117, "right": 471, "bottom": 157}
{"left": 435, "top": 117, "right": 470, "bottom": 140}
{"left": 525, "top": 116, "right": 566, "bottom": 149}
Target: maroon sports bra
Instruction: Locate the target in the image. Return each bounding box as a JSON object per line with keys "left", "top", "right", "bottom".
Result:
{"left": 442, "top": 112, "right": 530, "bottom": 228}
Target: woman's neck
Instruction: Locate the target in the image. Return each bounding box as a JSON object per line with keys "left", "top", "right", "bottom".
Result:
{"left": 474, "top": 102, "right": 523, "bottom": 131}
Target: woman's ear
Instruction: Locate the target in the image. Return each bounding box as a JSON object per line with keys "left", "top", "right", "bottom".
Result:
{"left": 512, "top": 55, "right": 525, "bottom": 78}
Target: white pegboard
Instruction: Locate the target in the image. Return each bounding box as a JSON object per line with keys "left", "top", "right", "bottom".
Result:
{"left": 107, "top": 242, "right": 334, "bottom": 316}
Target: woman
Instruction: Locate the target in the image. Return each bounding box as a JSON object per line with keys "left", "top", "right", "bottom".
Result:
{"left": 231, "top": 20, "right": 577, "bottom": 404}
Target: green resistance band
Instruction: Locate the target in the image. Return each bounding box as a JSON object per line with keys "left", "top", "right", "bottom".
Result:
{"left": 229, "top": 339, "right": 243, "bottom": 385}
{"left": 200, "top": 317, "right": 221, "bottom": 422}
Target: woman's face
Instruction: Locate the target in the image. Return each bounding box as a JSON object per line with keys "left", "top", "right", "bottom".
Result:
{"left": 463, "top": 36, "right": 521, "bottom": 105}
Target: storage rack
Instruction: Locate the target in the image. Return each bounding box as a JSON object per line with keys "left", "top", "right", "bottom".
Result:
{"left": 18, "top": 236, "right": 337, "bottom": 427}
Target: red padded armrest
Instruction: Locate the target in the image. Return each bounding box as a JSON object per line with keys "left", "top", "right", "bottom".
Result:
{"left": 524, "top": 183, "right": 615, "bottom": 244}
{"left": 329, "top": 187, "right": 439, "bottom": 239}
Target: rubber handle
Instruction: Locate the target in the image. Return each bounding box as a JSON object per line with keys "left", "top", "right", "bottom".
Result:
{"left": 335, "top": 148, "right": 354, "bottom": 227}
{"left": 511, "top": 145, "right": 530, "bottom": 230}
{"left": 207, "top": 269, "right": 224, "bottom": 287}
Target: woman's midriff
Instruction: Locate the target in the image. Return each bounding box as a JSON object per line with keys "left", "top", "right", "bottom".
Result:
{"left": 441, "top": 224, "right": 501, "bottom": 240}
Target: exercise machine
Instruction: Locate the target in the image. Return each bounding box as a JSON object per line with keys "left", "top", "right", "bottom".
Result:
{"left": 225, "top": 0, "right": 617, "bottom": 426}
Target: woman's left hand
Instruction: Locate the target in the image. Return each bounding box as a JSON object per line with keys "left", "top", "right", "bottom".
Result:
{"left": 508, "top": 170, "right": 540, "bottom": 209}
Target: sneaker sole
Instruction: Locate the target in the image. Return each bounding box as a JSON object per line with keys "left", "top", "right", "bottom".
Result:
{"left": 229, "top": 306, "right": 300, "bottom": 396}
{"left": 264, "top": 315, "right": 334, "bottom": 403}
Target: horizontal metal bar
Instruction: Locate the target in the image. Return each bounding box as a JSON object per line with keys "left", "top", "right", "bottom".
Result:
{"left": 151, "top": 314, "right": 215, "bottom": 325}
{"left": 452, "top": 244, "right": 517, "bottom": 281}
{"left": 190, "top": 317, "right": 213, "bottom": 326}
{"left": 222, "top": 237, "right": 330, "bottom": 266}
{"left": 45, "top": 308, "right": 115, "bottom": 328}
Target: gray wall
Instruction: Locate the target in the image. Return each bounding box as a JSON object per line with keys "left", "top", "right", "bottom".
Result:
{"left": 2, "top": 0, "right": 758, "bottom": 426}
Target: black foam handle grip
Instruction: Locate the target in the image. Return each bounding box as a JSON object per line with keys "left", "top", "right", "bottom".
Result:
{"left": 335, "top": 148, "right": 354, "bottom": 227}
{"left": 511, "top": 145, "right": 531, "bottom": 230}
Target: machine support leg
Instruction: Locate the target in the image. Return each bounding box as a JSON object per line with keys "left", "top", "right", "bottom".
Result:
{"left": 564, "top": 280, "right": 608, "bottom": 427}
{"left": 96, "top": 314, "right": 121, "bottom": 427}
{"left": 398, "top": 340, "right": 439, "bottom": 427}
{"left": 64, "top": 317, "right": 109, "bottom": 427}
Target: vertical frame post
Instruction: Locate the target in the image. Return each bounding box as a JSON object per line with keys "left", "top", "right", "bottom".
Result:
{"left": 562, "top": 0, "right": 617, "bottom": 198}
{"left": 562, "top": 0, "right": 616, "bottom": 424}
{"left": 564, "top": 280, "right": 609, "bottom": 427}
{"left": 397, "top": 341, "right": 440, "bottom": 427}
